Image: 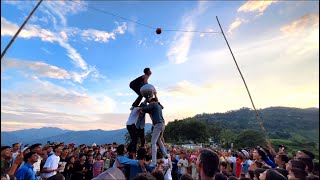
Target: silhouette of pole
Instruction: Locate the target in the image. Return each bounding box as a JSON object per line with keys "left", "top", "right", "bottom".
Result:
{"left": 215, "top": 16, "right": 268, "bottom": 139}
{"left": 1, "top": 0, "right": 43, "bottom": 60}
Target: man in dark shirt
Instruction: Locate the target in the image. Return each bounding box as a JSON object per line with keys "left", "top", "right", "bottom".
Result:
{"left": 141, "top": 93, "right": 168, "bottom": 166}
{"left": 129, "top": 68, "right": 152, "bottom": 108}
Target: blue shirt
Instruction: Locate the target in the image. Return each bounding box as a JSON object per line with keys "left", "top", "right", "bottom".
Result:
{"left": 141, "top": 103, "right": 164, "bottom": 125}
{"left": 265, "top": 157, "right": 276, "bottom": 168}
{"left": 129, "top": 165, "right": 153, "bottom": 179}
{"left": 15, "top": 162, "right": 36, "bottom": 180}
{"left": 113, "top": 156, "right": 139, "bottom": 167}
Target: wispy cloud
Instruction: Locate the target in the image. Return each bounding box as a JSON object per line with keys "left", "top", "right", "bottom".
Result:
{"left": 228, "top": 18, "right": 246, "bottom": 33}
{"left": 1, "top": 58, "right": 71, "bottom": 80}
{"left": 166, "top": 1, "right": 208, "bottom": 64}
{"left": 280, "top": 13, "right": 319, "bottom": 34}
{"left": 238, "top": 1, "right": 277, "bottom": 16}
{"left": 228, "top": 1, "right": 278, "bottom": 34}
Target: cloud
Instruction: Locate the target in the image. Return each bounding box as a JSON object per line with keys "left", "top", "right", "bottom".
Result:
{"left": 280, "top": 13, "right": 319, "bottom": 34}
{"left": 238, "top": 1, "right": 278, "bottom": 16}
{"left": 228, "top": 1, "right": 277, "bottom": 34}
{"left": 166, "top": 1, "right": 208, "bottom": 64}
{"left": 1, "top": 58, "right": 71, "bottom": 80}
{"left": 116, "top": 92, "right": 133, "bottom": 96}
{"left": 228, "top": 18, "right": 246, "bottom": 33}
{"left": 1, "top": 17, "right": 115, "bottom": 83}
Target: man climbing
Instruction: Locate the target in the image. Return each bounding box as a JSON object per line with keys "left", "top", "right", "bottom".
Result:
{"left": 129, "top": 68, "right": 152, "bottom": 109}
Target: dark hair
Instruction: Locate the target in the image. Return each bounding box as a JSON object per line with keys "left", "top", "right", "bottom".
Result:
{"left": 274, "top": 168, "right": 289, "bottom": 178}
{"left": 291, "top": 159, "right": 307, "bottom": 170}
{"left": 24, "top": 152, "right": 37, "bottom": 162}
{"left": 143, "top": 68, "right": 150, "bottom": 74}
{"left": 116, "top": 144, "right": 125, "bottom": 156}
{"left": 151, "top": 170, "right": 164, "bottom": 180}
{"left": 179, "top": 173, "right": 193, "bottom": 180}
{"left": 62, "top": 147, "right": 68, "bottom": 151}
{"left": 257, "top": 149, "right": 267, "bottom": 161}
{"left": 254, "top": 168, "right": 266, "bottom": 179}
{"left": 248, "top": 170, "right": 255, "bottom": 179}
{"left": 1, "top": 146, "right": 11, "bottom": 151}
{"left": 12, "top": 143, "right": 20, "bottom": 148}
{"left": 150, "top": 98, "right": 158, "bottom": 102}
{"left": 29, "top": 143, "right": 42, "bottom": 152}
{"left": 265, "top": 169, "right": 287, "bottom": 180}
{"left": 297, "top": 157, "right": 314, "bottom": 172}
{"left": 53, "top": 145, "right": 61, "bottom": 152}
{"left": 300, "top": 150, "right": 315, "bottom": 160}
{"left": 228, "top": 176, "right": 238, "bottom": 180}
{"left": 137, "top": 147, "right": 147, "bottom": 160}
{"left": 278, "top": 154, "right": 290, "bottom": 163}
{"left": 290, "top": 167, "right": 308, "bottom": 180}
{"left": 156, "top": 150, "right": 163, "bottom": 159}
{"left": 199, "top": 149, "right": 219, "bottom": 177}
{"left": 220, "top": 161, "right": 227, "bottom": 169}
{"left": 221, "top": 170, "right": 232, "bottom": 178}
{"left": 239, "top": 178, "right": 251, "bottom": 180}
{"left": 132, "top": 172, "right": 156, "bottom": 180}
{"left": 214, "top": 173, "right": 227, "bottom": 180}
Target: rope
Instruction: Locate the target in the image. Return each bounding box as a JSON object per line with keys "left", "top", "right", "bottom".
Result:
{"left": 69, "top": 0, "right": 221, "bottom": 34}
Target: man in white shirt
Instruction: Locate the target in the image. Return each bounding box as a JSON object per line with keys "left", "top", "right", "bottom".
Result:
{"left": 41, "top": 145, "right": 64, "bottom": 179}
{"left": 126, "top": 106, "right": 142, "bottom": 158}
{"left": 177, "top": 153, "right": 189, "bottom": 179}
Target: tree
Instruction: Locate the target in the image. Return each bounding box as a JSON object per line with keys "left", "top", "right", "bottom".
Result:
{"left": 234, "top": 129, "right": 265, "bottom": 148}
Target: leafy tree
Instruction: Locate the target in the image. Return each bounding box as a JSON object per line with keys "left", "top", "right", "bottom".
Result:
{"left": 234, "top": 129, "right": 265, "bottom": 148}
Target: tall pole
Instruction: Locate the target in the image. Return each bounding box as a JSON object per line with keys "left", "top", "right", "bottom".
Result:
{"left": 215, "top": 16, "right": 268, "bottom": 138}
{"left": 1, "top": 0, "right": 43, "bottom": 60}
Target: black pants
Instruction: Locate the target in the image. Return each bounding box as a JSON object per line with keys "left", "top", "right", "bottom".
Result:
{"left": 130, "top": 85, "right": 143, "bottom": 107}
{"left": 127, "top": 124, "right": 138, "bottom": 153}
{"left": 137, "top": 128, "right": 145, "bottom": 147}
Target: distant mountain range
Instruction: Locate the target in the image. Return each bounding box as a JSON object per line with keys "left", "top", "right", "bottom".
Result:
{"left": 2, "top": 106, "right": 319, "bottom": 146}
{"left": 1, "top": 124, "right": 152, "bottom": 146}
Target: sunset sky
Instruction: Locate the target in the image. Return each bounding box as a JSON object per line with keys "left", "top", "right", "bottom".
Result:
{"left": 1, "top": 0, "right": 319, "bottom": 131}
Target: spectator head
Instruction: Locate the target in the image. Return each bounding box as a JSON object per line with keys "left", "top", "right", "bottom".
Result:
{"left": 220, "top": 161, "right": 227, "bottom": 172}
{"left": 12, "top": 143, "right": 22, "bottom": 151}
{"left": 53, "top": 145, "right": 63, "bottom": 154}
{"left": 214, "top": 172, "right": 228, "bottom": 180}
{"left": 23, "top": 152, "right": 38, "bottom": 163}
{"left": 137, "top": 147, "right": 147, "bottom": 160}
{"left": 116, "top": 144, "right": 126, "bottom": 156}
{"left": 286, "top": 159, "right": 306, "bottom": 172}
{"left": 1, "top": 146, "right": 12, "bottom": 159}
{"left": 151, "top": 170, "right": 164, "bottom": 180}
{"left": 196, "top": 149, "right": 219, "bottom": 178}
{"left": 274, "top": 168, "right": 289, "bottom": 178}
{"left": 144, "top": 68, "right": 151, "bottom": 76}
{"left": 275, "top": 154, "right": 290, "bottom": 168}
{"left": 79, "top": 154, "right": 86, "bottom": 161}
{"left": 254, "top": 168, "right": 266, "bottom": 180}
{"left": 179, "top": 173, "right": 193, "bottom": 180}
{"left": 288, "top": 168, "right": 308, "bottom": 180}
{"left": 29, "top": 143, "right": 42, "bottom": 153}
{"left": 132, "top": 172, "right": 156, "bottom": 180}
{"left": 259, "top": 169, "right": 287, "bottom": 180}
{"left": 297, "top": 157, "right": 314, "bottom": 173}
{"left": 241, "top": 149, "right": 250, "bottom": 159}
{"left": 253, "top": 149, "right": 267, "bottom": 161}
{"left": 296, "top": 150, "right": 315, "bottom": 160}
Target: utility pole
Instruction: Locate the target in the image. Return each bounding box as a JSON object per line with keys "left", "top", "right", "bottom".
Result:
{"left": 1, "top": 0, "right": 43, "bottom": 60}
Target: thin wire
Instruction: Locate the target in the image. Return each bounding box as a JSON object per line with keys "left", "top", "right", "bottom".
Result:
{"left": 69, "top": 0, "right": 221, "bottom": 34}
{"left": 69, "top": 0, "right": 156, "bottom": 29}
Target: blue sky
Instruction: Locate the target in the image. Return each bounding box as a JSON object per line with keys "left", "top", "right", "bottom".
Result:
{"left": 1, "top": 0, "right": 319, "bottom": 131}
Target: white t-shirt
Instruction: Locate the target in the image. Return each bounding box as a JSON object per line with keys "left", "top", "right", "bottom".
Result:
{"left": 33, "top": 155, "right": 43, "bottom": 176}
{"left": 126, "top": 107, "right": 140, "bottom": 125}
{"left": 177, "top": 159, "right": 189, "bottom": 175}
{"left": 42, "top": 154, "right": 60, "bottom": 178}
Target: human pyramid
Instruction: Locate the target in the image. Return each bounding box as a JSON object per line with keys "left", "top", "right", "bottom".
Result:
{"left": 126, "top": 67, "right": 168, "bottom": 168}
